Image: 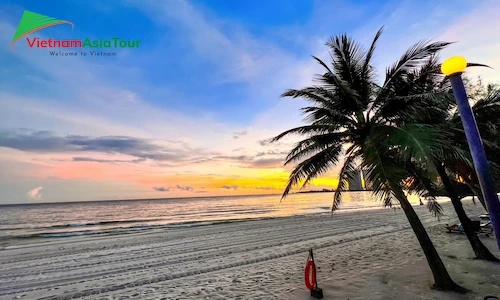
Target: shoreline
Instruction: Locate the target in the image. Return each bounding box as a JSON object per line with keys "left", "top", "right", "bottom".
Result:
{"left": 1, "top": 200, "right": 498, "bottom": 299}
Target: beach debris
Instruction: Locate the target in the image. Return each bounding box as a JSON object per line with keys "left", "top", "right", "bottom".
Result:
{"left": 305, "top": 249, "right": 323, "bottom": 299}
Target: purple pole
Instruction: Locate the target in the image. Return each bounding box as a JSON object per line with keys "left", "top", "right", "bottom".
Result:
{"left": 449, "top": 74, "right": 500, "bottom": 249}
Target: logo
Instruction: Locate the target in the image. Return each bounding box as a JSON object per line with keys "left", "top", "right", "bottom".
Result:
{"left": 10, "top": 10, "right": 141, "bottom": 56}
{"left": 11, "top": 10, "right": 74, "bottom": 51}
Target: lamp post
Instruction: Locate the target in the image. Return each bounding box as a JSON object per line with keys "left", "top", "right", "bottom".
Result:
{"left": 442, "top": 56, "right": 500, "bottom": 249}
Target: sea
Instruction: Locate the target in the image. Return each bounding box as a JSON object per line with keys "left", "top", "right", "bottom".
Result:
{"left": 0, "top": 192, "right": 424, "bottom": 245}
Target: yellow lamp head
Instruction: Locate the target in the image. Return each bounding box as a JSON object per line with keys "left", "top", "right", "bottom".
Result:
{"left": 441, "top": 56, "right": 467, "bottom": 76}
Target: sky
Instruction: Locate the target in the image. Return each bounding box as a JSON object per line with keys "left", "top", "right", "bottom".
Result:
{"left": 0, "top": 0, "right": 499, "bottom": 204}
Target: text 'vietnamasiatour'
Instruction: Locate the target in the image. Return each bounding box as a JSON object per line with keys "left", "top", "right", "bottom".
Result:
{"left": 25, "top": 37, "right": 141, "bottom": 49}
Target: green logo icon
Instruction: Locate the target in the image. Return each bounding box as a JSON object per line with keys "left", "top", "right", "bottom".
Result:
{"left": 11, "top": 10, "right": 74, "bottom": 51}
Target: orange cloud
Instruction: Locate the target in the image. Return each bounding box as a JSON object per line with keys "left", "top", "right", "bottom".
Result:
{"left": 15, "top": 147, "right": 341, "bottom": 197}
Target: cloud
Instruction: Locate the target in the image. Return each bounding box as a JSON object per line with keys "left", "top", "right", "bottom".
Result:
{"left": 257, "top": 138, "right": 290, "bottom": 149}
{"left": 438, "top": 0, "right": 500, "bottom": 84}
{"left": 210, "top": 155, "right": 253, "bottom": 161}
{"left": 0, "top": 129, "right": 289, "bottom": 169}
{"left": 0, "top": 129, "right": 203, "bottom": 163}
{"left": 253, "top": 186, "right": 277, "bottom": 191}
{"left": 176, "top": 185, "right": 194, "bottom": 191}
{"left": 249, "top": 158, "right": 284, "bottom": 169}
{"left": 255, "top": 150, "right": 289, "bottom": 157}
{"left": 130, "top": 0, "right": 286, "bottom": 84}
{"left": 221, "top": 185, "right": 238, "bottom": 190}
{"left": 72, "top": 157, "right": 147, "bottom": 164}
{"left": 27, "top": 186, "right": 43, "bottom": 200}
{"left": 257, "top": 138, "right": 272, "bottom": 146}
{"left": 232, "top": 130, "right": 248, "bottom": 140}
{"left": 153, "top": 187, "right": 170, "bottom": 192}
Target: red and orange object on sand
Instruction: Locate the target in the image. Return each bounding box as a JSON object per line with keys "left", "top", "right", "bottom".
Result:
{"left": 305, "top": 249, "right": 323, "bottom": 299}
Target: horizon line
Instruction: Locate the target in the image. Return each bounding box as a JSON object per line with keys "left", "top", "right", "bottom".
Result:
{"left": 0, "top": 190, "right": 374, "bottom": 206}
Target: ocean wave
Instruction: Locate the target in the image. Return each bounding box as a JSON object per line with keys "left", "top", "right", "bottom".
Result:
{"left": 311, "top": 206, "right": 331, "bottom": 211}
{"left": 45, "top": 218, "right": 165, "bottom": 229}
{"left": 3, "top": 217, "right": 277, "bottom": 241}
{"left": 0, "top": 218, "right": 167, "bottom": 232}
{"left": 308, "top": 204, "right": 385, "bottom": 212}
{"left": 0, "top": 212, "right": 273, "bottom": 239}
{"left": 12, "top": 227, "right": 153, "bottom": 239}
{"left": 0, "top": 201, "right": 397, "bottom": 242}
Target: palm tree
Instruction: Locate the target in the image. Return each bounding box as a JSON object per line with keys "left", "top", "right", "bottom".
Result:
{"left": 466, "top": 84, "right": 500, "bottom": 193}
{"left": 402, "top": 146, "right": 498, "bottom": 262}
{"left": 380, "top": 60, "right": 499, "bottom": 262}
{"left": 273, "top": 28, "right": 465, "bottom": 292}
{"left": 449, "top": 84, "right": 500, "bottom": 205}
{"left": 434, "top": 161, "right": 499, "bottom": 261}
{"left": 432, "top": 85, "right": 500, "bottom": 261}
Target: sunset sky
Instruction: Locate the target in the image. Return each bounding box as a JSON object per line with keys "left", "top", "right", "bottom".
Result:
{"left": 1, "top": 0, "right": 499, "bottom": 204}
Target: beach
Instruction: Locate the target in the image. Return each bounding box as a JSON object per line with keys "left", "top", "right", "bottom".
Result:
{"left": 1, "top": 200, "right": 499, "bottom": 300}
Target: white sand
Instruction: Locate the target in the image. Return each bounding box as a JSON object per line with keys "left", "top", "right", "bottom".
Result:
{"left": 1, "top": 201, "right": 499, "bottom": 300}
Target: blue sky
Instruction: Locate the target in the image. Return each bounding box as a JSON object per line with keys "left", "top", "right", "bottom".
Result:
{"left": 0, "top": 0, "right": 499, "bottom": 204}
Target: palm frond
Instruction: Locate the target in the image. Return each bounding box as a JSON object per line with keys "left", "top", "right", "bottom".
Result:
{"left": 332, "top": 145, "right": 360, "bottom": 212}
{"left": 271, "top": 125, "right": 333, "bottom": 142}
{"left": 372, "top": 55, "right": 453, "bottom": 123}
{"left": 359, "top": 27, "right": 383, "bottom": 102}
{"left": 426, "top": 196, "right": 443, "bottom": 221}
{"left": 280, "top": 145, "right": 342, "bottom": 200}
{"left": 300, "top": 106, "right": 354, "bottom": 126}
{"left": 405, "top": 162, "right": 439, "bottom": 195}
{"left": 326, "top": 33, "right": 366, "bottom": 85}
{"left": 312, "top": 55, "right": 334, "bottom": 75}
{"left": 323, "top": 32, "right": 374, "bottom": 113}
{"left": 403, "top": 161, "right": 445, "bottom": 220}
{"left": 284, "top": 132, "right": 348, "bottom": 165}
{"left": 314, "top": 73, "right": 361, "bottom": 114}
{"left": 438, "top": 145, "right": 473, "bottom": 169}
{"left": 383, "top": 41, "right": 452, "bottom": 89}
{"left": 373, "top": 92, "right": 453, "bottom": 123}
{"left": 362, "top": 27, "right": 383, "bottom": 80}
{"left": 281, "top": 88, "right": 333, "bottom": 106}
{"left": 361, "top": 138, "right": 408, "bottom": 202}
{"left": 473, "top": 88, "right": 500, "bottom": 110}
{"left": 372, "top": 124, "right": 448, "bottom": 168}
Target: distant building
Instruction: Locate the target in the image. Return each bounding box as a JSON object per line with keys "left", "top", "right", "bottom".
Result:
{"left": 362, "top": 169, "right": 373, "bottom": 191}
{"left": 347, "top": 169, "right": 363, "bottom": 191}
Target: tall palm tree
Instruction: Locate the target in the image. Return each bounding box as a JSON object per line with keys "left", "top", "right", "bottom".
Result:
{"left": 382, "top": 60, "right": 499, "bottom": 261}
{"left": 434, "top": 161, "right": 499, "bottom": 261}
{"left": 448, "top": 86, "right": 500, "bottom": 205}
{"left": 273, "top": 28, "right": 465, "bottom": 292}
{"left": 402, "top": 145, "right": 498, "bottom": 262}
{"left": 433, "top": 85, "right": 500, "bottom": 261}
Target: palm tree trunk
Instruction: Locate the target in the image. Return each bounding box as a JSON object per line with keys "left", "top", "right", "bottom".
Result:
{"left": 436, "top": 163, "right": 498, "bottom": 262}
{"left": 392, "top": 185, "right": 465, "bottom": 292}
{"left": 470, "top": 185, "right": 487, "bottom": 211}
